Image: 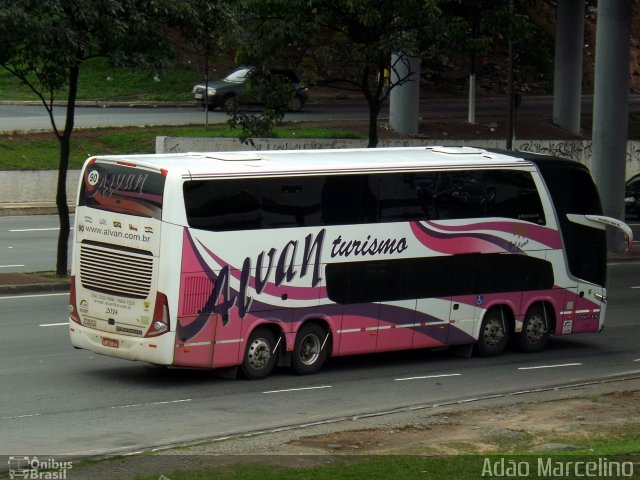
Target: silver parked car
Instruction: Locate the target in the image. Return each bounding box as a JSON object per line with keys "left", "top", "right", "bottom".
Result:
{"left": 192, "top": 66, "right": 309, "bottom": 112}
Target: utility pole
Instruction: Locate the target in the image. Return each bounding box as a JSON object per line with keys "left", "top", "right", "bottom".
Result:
{"left": 591, "top": 0, "right": 631, "bottom": 224}
{"left": 506, "top": 0, "right": 515, "bottom": 150}
{"left": 552, "top": 0, "right": 585, "bottom": 135}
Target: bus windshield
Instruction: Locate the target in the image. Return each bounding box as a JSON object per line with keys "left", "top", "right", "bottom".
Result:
{"left": 79, "top": 161, "right": 165, "bottom": 219}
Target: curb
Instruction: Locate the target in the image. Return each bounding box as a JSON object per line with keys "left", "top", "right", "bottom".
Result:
{"left": 0, "top": 282, "right": 69, "bottom": 295}
{"left": 0, "top": 203, "right": 75, "bottom": 217}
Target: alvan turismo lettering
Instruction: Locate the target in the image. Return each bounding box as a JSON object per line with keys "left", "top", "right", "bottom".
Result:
{"left": 90, "top": 172, "right": 149, "bottom": 198}
{"left": 201, "top": 229, "right": 407, "bottom": 322}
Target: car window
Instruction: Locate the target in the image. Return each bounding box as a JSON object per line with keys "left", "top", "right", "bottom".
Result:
{"left": 272, "top": 69, "right": 300, "bottom": 83}
{"left": 224, "top": 68, "right": 251, "bottom": 83}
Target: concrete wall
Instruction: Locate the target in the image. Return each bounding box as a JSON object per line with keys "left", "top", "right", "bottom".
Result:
{"left": 0, "top": 169, "right": 81, "bottom": 203}
{"left": 156, "top": 136, "right": 640, "bottom": 179}
{"left": 2, "top": 138, "right": 640, "bottom": 205}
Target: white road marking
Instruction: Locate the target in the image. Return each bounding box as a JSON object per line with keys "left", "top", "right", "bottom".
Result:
{"left": 263, "top": 385, "right": 332, "bottom": 394}
{"left": 1, "top": 413, "right": 41, "bottom": 421}
{"left": 518, "top": 362, "right": 582, "bottom": 370}
{"left": 395, "top": 373, "right": 462, "bottom": 382}
{"left": 0, "top": 264, "right": 25, "bottom": 268}
{"left": 112, "top": 399, "right": 192, "bottom": 409}
{"left": 39, "top": 322, "right": 68, "bottom": 327}
{"left": 0, "top": 293, "right": 68, "bottom": 300}
{"left": 631, "top": 286, "right": 640, "bottom": 289}
{"left": 9, "top": 227, "right": 60, "bottom": 232}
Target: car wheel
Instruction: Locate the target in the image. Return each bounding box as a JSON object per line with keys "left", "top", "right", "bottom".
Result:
{"left": 221, "top": 95, "right": 236, "bottom": 112}
{"left": 288, "top": 95, "right": 304, "bottom": 112}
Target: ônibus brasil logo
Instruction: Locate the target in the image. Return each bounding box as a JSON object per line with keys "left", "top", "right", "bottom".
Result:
{"left": 8, "top": 456, "right": 72, "bottom": 479}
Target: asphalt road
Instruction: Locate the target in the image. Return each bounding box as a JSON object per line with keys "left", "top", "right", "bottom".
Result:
{"left": 0, "top": 216, "right": 74, "bottom": 273}
{"left": 0, "top": 261, "right": 638, "bottom": 457}
{"left": 3, "top": 95, "right": 640, "bottom": 133}
{"left": 5, "top": 95, "right": 634, "bottom": 133}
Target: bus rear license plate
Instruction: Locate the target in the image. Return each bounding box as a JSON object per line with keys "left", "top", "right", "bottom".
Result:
{"left": 102, "top": 337, "right": 119, "bottom": 348}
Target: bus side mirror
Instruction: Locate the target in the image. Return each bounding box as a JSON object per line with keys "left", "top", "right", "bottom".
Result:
{"left": 567, "top": 213, "right": 634, "bottom": 254}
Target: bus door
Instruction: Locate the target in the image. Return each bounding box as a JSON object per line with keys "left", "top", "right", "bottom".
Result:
{"left": 175, "top": 235, "right": 243, "bottom": 369}
{"left": 413, "top": 298, "right": 450, "bottom": 349}
{"left": 326, "top": 261, "right": 380, "bottom": 355}
{"left": 563, "top": 283, "right": 603, "bottom": 334}
{"left": 174, "top": 277, "right": 245, "bottom": 369}
{"left": 174, "top": 273, "right": 218, "bottom": 368}
{"left": 339, "top": 303, "right": 380, "bottom": 355}
{"left": 414, "top": 253, "right": 480, "bottom": 348}
{"left": 376, "top": 299, "right": 417, "bottom": 352}
{"left": 560, "top": 214, "right": 631, "bottom": 334}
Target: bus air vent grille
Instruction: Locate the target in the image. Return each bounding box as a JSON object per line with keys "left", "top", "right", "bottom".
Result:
{"left": 79, "top": 243, "right": 154, "bottom": 299}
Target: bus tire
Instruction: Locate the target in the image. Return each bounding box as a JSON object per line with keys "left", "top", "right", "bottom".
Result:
{"left": 291, "top": 323, "right": 329, "bottom": 375}
{"left": 516, "top": 304, "right": 550, "bottom": 353}
{"left": 241, "top": 327, "right": 278, "bottom": 380}
{"left": 477, "top": 308, "right": 509, "bottom": 357}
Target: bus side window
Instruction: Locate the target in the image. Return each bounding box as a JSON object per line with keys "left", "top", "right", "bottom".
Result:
{"left": 261, "top": 177, "right": 323, "bottom": 228}
{"left": 486, "top": 170, "right": 546, "bottom": 225}
{"left": 434, "top": 171, "right": 489, "bottom": 219}
{"left": 184, "top": 180, "right": 261, "bottom": 231}
{"left": 321, "top": 175, "right": 376, "bottom": 225}
{"left": 377, "top": 172, "right": 435, "bottom": 222}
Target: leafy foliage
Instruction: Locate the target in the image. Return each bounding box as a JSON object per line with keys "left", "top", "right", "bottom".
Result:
{"left": 226, "top": 68, "right": 298, "bottom": 144}
{"left": 0, "top": 0, "right": 192, "bottom": 275}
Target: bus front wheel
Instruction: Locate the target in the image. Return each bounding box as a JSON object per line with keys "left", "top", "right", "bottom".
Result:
{"left": 241, "top": 327, "right": 278, "bottom": 380}
{"left": 291, "top": 323, "right": 329, "bottom": 375}
{"left": 477, "top": 309, "right": 509, "bottom": 357}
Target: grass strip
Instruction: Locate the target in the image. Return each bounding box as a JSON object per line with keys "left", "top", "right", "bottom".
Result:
{"left": 0, "top": 124, "right": 364, "bottom": 170}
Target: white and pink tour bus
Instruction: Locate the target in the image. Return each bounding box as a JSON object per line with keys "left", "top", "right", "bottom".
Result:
{"left": 68, "top": 146, "right": 632, "bottom": 379}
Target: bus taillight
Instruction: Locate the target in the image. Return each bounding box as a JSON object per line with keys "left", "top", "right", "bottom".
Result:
{"left": 68, "top": 275, "right": 81, "bottom": 325}
{"left": 146, "top": 291, "right": 170, "bottom": 337}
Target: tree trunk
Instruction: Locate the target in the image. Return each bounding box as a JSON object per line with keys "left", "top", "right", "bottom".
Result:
{"left": 55, "top": 65, "right": 79, "bottom": 277}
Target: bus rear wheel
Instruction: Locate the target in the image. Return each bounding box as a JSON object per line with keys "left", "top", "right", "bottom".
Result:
{"left": 477, "top": 309, "right": 509, "bottom": 357}
{"left": 291, "top": 323, "right": 329, "bottom": 375}
{"left": 516, "top": 304, "right": 550, "bottom": 353}
{"left": 241, "top": 327, "right": 278, "bottom": 380}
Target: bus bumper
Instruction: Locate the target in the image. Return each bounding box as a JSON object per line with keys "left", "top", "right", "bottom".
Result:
{"left": 69, "top": 320, "right": 175, "bottom": 365}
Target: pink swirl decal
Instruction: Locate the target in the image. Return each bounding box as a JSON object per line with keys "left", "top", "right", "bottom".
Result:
{"left": 411, "top": 220, "right": 561, "bottom": 255}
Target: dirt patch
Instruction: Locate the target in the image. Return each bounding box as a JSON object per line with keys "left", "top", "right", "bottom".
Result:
{"left": 286, "top": 390, "right": 640, "bottom": 456}
{"left": 66, "top": 380, "right": 640, "bottom": 479}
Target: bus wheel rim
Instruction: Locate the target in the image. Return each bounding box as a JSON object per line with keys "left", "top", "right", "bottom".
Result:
{"left": 299, "top": 334, "right": 321, "bottom": 366}
{"left": 526, "top": 313, "right": 546, "bottom": 342}
{"left": 248, "top": 338, "right": 271, "bottom": 370}
{"left": 483, "top": 318, "right": 505, "bottom": 347}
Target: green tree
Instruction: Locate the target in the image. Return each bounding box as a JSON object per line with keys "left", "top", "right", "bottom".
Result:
{"left": 186, "top": 0, "right": 236, "bottom": 126}
{"left": 0, "top": 0, "right": 184, "bottom": 276}
{"left": 234, "top": 0, "right": 440, "bottom": 148}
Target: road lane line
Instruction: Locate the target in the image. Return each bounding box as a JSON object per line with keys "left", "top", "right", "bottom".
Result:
{"left": 0, "top": 264, "right": 26, "bottom": 268}
{"left": 395, "top": 373, "right": 462, "bottom": 382}
{"left": 2, "top": 413, "right": 41, "bottom": 421}
{"left": 263, "top": 385, "right": 332, "bottom": 394}
{"left": 0, "top": 293, "right": 68, "bottom": 300}
{"left": 39, "top": 322, "right": 68, "bottom": 327}
{"left": 9, "top": 228, "right": 60, "bottom": 232}
{"left": 631, "top": 286, "right": 640, "bottom": 289}
{"left": 112, "top": 399, "right": 192, "bottom": 409}
{"left": 518, "top": 362, "right": 582, "bottom": 370}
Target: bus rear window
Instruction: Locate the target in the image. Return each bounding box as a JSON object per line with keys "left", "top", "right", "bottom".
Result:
{"left": 79, "top": 162, "right": 165, "bottom": 219}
